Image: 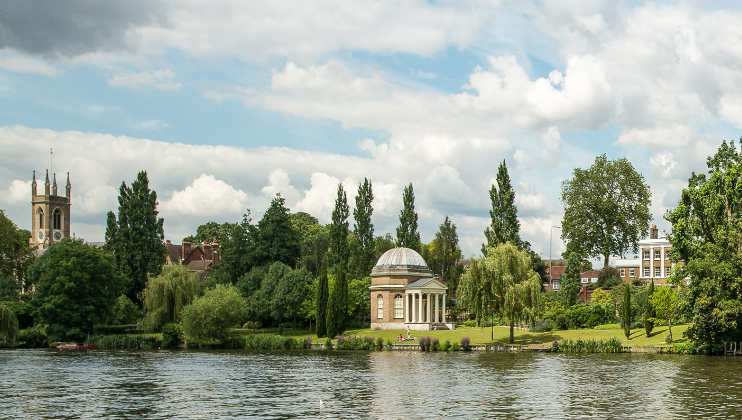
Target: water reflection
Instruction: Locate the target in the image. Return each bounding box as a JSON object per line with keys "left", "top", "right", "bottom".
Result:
{"left": 4, "top": 349, "right": 742, "bottom": 419}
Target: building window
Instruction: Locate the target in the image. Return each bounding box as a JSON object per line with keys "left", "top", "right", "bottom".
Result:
{"left": 38, "top": 209, "right": 44, "bottom": 229}
{"left": 377, "top": 295, "right": 383, "bottom": 319}
{"left": 629, "top": 268, "right": 635, "bottom": 278}
{"left": 643, "top": 268, "right": 650, "bottom": 277}
{"left": 552, "top": 281, "right": 560, "bottom": 290}
{"left": 643, "top": 251, "right": 650, "bottom": 260}
{"left": 666, "top": 266, "right": 671, "bottom": 277}
{"left": 655, "top": 267, "right": 661, "bottom": 277}
{"left": 53, "top": 209, "right": 62, "bottom": 230}
{"left": 581, "top": 277, "right": 588, "bottom": 284}
{"left": 654, "top": 250, "right": 661, "bottom": 260}
{"left": 393, "top": 294, "right": 403, "bottom": 319}
{"left": 620, "top": 268, "right": 625, "bottom": 277}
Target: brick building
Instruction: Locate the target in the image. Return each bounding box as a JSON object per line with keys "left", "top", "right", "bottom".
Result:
{"left": 165, "top": 238, "right": 221, "bottom": 281}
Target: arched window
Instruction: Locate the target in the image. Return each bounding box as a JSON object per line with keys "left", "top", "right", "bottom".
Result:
{"left": 377, "top": 294, "right": 384, "bottom": 319}
{"left": 393, "top": 294, "right": 403, "bottom": 319}
{"left": 53, "top": 209, "right": 62, "bottom": 230}
{"left": 38, "top": 208, "right": 44, "bottom": 229}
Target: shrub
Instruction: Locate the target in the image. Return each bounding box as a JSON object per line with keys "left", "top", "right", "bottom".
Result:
{"left": 431, "top": 337, "right": 440, "bottom": 351}
{"left": 244, "top": 334, "right": 299, "bottom": 350}
{"left": 442, "top": 340, "right": 452, "bottom": 351}
{"left": 419, "top": 337, "right": 430, "bottom": 351}
{"left": 671, "top": 341, "right": 699, "bottom": 354}
{"left": 551, "top": 340, "right": 559, "bottom": 352}
{"left": 451, "top": 342, "right": 460, "bottom": 351}
{"left": 665, "top": 334, "right": 673, "bottom": 344}
{"left": 556, "top": 337, "right": 623, "bottom": 353}
{"left": 221, "top": 336, "right": 247, "bottom": 349}
{"left": 384, "top": 341, "right": 393, "bottom": 351}
{"left": 462, "top": 320, "right": 477, "bottom": 328}
{"left": 594, "top": 323, "right": 621, "bottom": 330}
{"left": 460, "top": 337, "right": 471, "bottom": 351}
{"left": 180, "top": 284, "right": 247, "bottom": 347}
{"left": 89, "top": 334, "right": 157, "bottom": 349}
{"left": 325, "top": 337, "right": 332, "bottom": 350}
{"left": 161, "top": 323, "right": 181, "bottom": 349}
{"left": 18, "top": 327, "right": 47, "bottom": 348}
{"left": 375, "top": 337, "right": 384, "bottom": 351}
{"left": 336, "top": 335, "right": 375, "bottom": 350}
{"left": 532, "top": 319, "right": 554, "bottom": 333}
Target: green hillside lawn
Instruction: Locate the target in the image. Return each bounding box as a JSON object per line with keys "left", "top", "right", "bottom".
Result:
{"left": 236, "top": 324, "right": 690, "bottom": 348}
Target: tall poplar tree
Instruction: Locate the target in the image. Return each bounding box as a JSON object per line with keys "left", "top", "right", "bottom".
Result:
{"left": 105, "top": 171, "right": 167, "bottom": 305}
{"left": 483, "top": 160, "right": 522, "bottom": 254}
{"left": 644, "top": 279, "right": 656, "bottom": 336}
{"left": 430, "top": 216, "right": 463, "bottom": 291}
{"left": 352, "top": 178, "right": 375, "bottom": 279}
{"left": 559, "top": 252, "right": 582, "bottom": 308}
{"left": 396, "top": 183, "right": 422, "bottom": 252}
{"left": 623, "top": 284, "right": 632, "bottom": 339}
{"left": 315, "top": 266, "right": 329, "bottom": 338}
{"left": 326, "top": 184, "right": 350, "bottom": 337}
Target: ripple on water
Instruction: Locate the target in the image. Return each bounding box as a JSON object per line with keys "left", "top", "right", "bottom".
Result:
{"left": 3, "top": 349, "right": 742, "bottom": 419}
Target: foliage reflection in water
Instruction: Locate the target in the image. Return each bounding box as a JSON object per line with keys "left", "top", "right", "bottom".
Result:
{"left": 2, "top": 349, "right": 742, "bottom": 419}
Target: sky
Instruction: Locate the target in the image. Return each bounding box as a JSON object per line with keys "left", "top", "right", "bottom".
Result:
{"left": 1, "top": 0, "right": 741, "bottom": 262}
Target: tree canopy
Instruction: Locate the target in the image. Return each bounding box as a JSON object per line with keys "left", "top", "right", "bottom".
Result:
{"left": 0, "top": 209, "right": 35, "bottom": 293}
{"left": 665, "top": 140, "right": 742, "bottom": 351}
{"left": 396, "top": 183, "right": 422, "bottom": 253}
{"left": 180, "top": 284, "right": 246, "bottom": 347}
{"left": 105, "top": 171, "right": 167, "bottom": 304}
{"left": 428, "top": 216, "right": 464, "bottom": 292}
{"left": 253, "top": 194, "right": 301, "bottom": 268}
{"left": 561, "top": 154, "right": 652, "bottom": 267}
{"left": 559, "top": 252, "right": 582, "bottom": 307}
{"left": 30, "top": 238, "right": 124, "bottom": 342}
{"left": 140, "top": 264, "right": 199, "bottom": 332}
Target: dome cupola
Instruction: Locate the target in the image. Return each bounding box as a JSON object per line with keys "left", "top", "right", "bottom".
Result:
{"left": 371, "top": 247, "right": 433, "bottom": 277}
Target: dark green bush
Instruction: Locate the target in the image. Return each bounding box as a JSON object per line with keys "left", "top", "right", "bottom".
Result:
{"left": 325, "top": 337, "right": 332, "bottom": 350}
{"left": 17, "top": 327, "right": 47, "bottom": 348}
{"left": 244, "top": 334, "right": 298, "bottom": 350}
{"left": 89, "top": 334, "right": 157, "bottom": 349}
{"left": 161, "top": 323, "right": 181, "bottom": 349}
{"left": 556, "top": 337, "right": 623, "bottom": 353}
{"left": 460, "top": 337, "right": 471, "bottom": 351}
{"left": 442, "top": 340, "right": 452, "bottom": 351}
{"left": 298, "top": 336, "right": 312, "bottom": 349}
{"left": 375, "top": 337, "right": 384, "bottom": 351}
{"left": 532, "top": 319, "right": 554, "bottom": 332}
{"left": 221, "top": 336, "right": 247, "bottom": 349}
{"left": 431, "top": 337, "right": 440, "bottom": 351}
{"left": 335, "top": 335, "right": 375, "bottom": 350}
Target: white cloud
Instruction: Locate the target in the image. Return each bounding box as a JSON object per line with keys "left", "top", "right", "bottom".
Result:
{"left": 108, "top": 69, "right": 181, "bottom": 90}
{"left": 513, "top": 149, "right": 535, "bottom": 170}
{"left": 162, "top": 174, "right": 249, "bottom": 216}
{"left": 0, "top": 52, "right": 59, "bottom": 76}
{"left": 138, "top": 119, "right": 168, "bottom": 130}
{"left": 261, "top": 169, "right": 301, "bottom": 207}
{"left": 416, "top": 70, "right": 436, "bottom": 79}
{"left": 650, "top": 151, "right": 678, "bottom": 179}
{"left": 3, "top": 180, "right": 31, "bottom": 204}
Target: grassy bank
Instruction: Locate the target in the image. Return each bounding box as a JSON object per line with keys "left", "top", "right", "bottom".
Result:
{"left": 234, "top": 324, "right": 690, "bottom": 348}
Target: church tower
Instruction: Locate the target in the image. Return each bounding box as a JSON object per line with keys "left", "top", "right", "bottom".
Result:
{"left": 30, "top": 170, "right": 71, "bottom": 250}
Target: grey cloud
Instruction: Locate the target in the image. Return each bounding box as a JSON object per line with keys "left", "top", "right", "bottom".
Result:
{"left": 0, "top": 0, "right": 167, "bottom": 59}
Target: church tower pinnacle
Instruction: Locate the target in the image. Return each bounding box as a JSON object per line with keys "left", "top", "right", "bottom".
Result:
{"left": 31, "top": 170, "right": 71, "bottom": 250}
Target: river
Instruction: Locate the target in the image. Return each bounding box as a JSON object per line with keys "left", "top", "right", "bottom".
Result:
{"left": 2, "top": 349, "right": 742, "bottom": 419}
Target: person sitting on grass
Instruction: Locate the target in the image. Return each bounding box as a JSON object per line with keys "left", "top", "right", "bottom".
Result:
{"left": 397, "top": 334, "right": 403, "bottom": 341}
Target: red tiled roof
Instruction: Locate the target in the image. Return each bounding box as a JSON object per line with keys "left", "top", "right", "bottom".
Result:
{"left": 548, "top": 265, "right": 565, "bottom": 280}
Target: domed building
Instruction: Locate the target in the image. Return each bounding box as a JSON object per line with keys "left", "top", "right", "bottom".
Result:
{"left": 370, "top": 247, "right": 454, "bottom": 330}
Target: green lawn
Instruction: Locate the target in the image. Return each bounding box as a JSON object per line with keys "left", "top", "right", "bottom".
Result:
{"left": 234, "top": 324, "right": 690, "bottom": 348}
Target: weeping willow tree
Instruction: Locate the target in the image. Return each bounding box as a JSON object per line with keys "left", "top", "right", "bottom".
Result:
{"left": 141, "top": 265, "right": 199, "bottom": 332}
{"left": 485, "top": 243, "right": 542, "bottom": 344}
{"left": 0, "top": 303, "right": 19, "bottom": 347}
{"left": 457, "top": 258, "right": 488, "bottom": 327}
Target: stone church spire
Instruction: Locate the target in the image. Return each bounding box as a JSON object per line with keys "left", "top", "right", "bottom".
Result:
{"left": 52, "top": 173, "right": 58, "bottom": 196}
{"left": 66, "top": 172, "right": 71, "bottom": 198}
{"left": 32, "top": 171, "right": 37, "bottom": 196}
{"left": 44, "top": 170, "right": 50, "bottom": 195}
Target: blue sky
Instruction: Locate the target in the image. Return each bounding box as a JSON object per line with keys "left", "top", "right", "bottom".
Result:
{"left": 2, "top": 0, "right": 742, "bottom": 261}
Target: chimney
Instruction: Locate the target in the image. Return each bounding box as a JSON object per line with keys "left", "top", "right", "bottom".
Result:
{"left": 203, "top": 242, "right": 212, "bottom": 261}
{"left": 650, "top": 224, "right": 658, "bottom": 239}
{"left": 212, "top": 242, "right": 220, "bottom": 264}
{"left": 182, "top": 238, "right": 191, "bottom": 260}
{"left": 32, "top": 171, "right": 37, "bottom": 196}
{"left": 165, "top": 239, "right": 172, "bottom": 245}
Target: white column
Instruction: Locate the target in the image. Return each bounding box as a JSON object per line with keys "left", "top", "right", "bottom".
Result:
{"left": 435, "top": 293, "right": 440, "bottom": 323}
{"left": 404, "top": 292, "right": 409, "bottom": 323}
{"left": 650, "top": 248, "right": 654, "bottom": 279}
{"left": 442, "top": 294, "right": 446, "bottom": 323}
{"left": 661, "top": 246, "right": 665, "bottom": 279}
{"left": 418, "top": 292, "right": 423, "bottom": 323}
{"left": 426, "top": 293, "right": 432, "bottom": 324}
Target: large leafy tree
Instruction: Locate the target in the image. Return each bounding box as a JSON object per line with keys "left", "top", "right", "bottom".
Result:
{"left": 105, "top": 171, "right": 167, "bottom": 304}
{"left": 665, "top": 140, "right": 742, "bottom": 351}
{"left": 140, "top": 265, "right": 199, "bottom": 332}
{"left": 180, "top": 284, "right": 246, "bottom": 347}
{"left": 30, "top": 239, "right": 124, "bottom": 342}
{"left": 0, "top": 303, "right": 19, "bottom": 347}
{"left": 291, "top": 212, "right": 329, "bottom": 278}
{"left": 649, "top": 285, "right": 678, "bottom": 342}
{"left": 253, "top": 194, "right": 301, "bottom": 268}
{"left": 457, "top": 258, "right": 487, "bottom": 327}
{"left": 272, "top": 267, "right": 312, "bottom": 334}
{"left": 0, "top": 209, "right": 35, "bottom": 293}
{"left": 351, "top": 179, "right": 375, "bottom": 279}
{"left": 561, "top": 154, "right": 652, "bottom": 268}
{"left": 559, "top": 252, "right": 582, "bottom": 307}
{"left": 396, "top": 183, "right": 422, "bottom": 253}
{"left": 429, "top": 216, "right": 464, "bottom": 292}
{"left": 216, "top": 213, "right": 255, "bottom": 284}
{"left": 483, "top": 160, "right": 522, "bottom": 253}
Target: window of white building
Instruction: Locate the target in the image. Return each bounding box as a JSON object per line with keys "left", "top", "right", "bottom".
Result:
{"left": 393, "top": 295, "right": 403, "bottom": 319}
{"left": 620, "top": 268, "right": 625, "bottom": 277}
{"left": 643, "top": 268, "right": 650, "bottom": 277}
{"left": 654, "top": 267, "right": 661, "bottom": 277}
{"left": 377, "top": 295, "right": 383, "bottom": 319}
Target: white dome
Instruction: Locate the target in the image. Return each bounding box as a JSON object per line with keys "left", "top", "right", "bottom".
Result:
{"left": 371, "top": 247, "right": 432, "bottom": 276}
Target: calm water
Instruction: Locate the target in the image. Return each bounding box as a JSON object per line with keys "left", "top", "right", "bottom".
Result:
{"left": 2, "top": 349, "right": 742, "bottom": 419}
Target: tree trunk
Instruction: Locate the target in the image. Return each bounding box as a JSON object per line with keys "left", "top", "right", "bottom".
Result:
{"left": 668, "top": 318, "right": 673, "bottom": 342}
{"left": 604, "top": 252, "right": 610, "bottom": 269}
{"left": 509, "top": 320, "right": 515, "bottom": 344}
